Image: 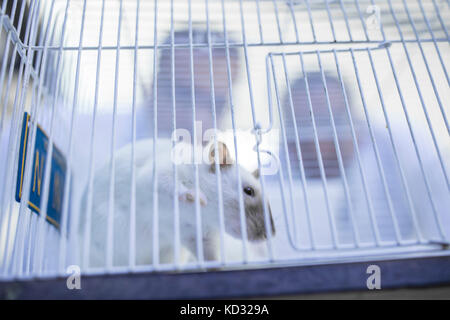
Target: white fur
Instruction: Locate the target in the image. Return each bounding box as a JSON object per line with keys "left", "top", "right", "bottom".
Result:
{"left": 82, "top": 138, "right": 270, "bottom": 268}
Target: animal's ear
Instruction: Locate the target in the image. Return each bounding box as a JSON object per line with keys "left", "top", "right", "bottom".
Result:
{"left": 252, "top": 169, "right": 260, "bottom": 179}
{"left": 209, "top": 141, "right": 234, "bottom": 171}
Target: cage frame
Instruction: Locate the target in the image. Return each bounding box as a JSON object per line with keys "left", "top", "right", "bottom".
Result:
{"left": 0, "top": 0, "right": 449, "bottom": 297}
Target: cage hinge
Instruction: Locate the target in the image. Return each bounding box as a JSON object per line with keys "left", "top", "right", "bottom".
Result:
{"left": 377, "top": 41, "right": 392, "bottom": 49}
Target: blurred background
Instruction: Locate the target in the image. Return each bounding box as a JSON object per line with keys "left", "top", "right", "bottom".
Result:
{"left": 0, "top": 0, "right": 449, "bottom": 279}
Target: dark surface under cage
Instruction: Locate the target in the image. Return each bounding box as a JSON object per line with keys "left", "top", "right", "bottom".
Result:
{"left": 1, "top": 255, "right": 450, "bottom": 299}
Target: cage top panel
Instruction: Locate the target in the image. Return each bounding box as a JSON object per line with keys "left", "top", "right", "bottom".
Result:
{"left": 15, "top": 0, "right": 450, "bottom": 50}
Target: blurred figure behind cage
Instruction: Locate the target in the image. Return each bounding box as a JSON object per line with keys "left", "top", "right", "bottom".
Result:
{"left": 142, "top": 29, "right": 241, "bottom": 142}
{"left": 279, "top": 71, "right": 448, "bottom": 246}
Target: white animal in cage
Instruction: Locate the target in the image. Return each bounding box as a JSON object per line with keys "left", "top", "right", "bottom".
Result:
{"left": 81, "top": 138, "right": 275, "bottom": 267}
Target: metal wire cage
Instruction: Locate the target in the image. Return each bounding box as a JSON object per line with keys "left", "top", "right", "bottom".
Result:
{"left": 0, "top": 0, "right": 449, "bottom": 288}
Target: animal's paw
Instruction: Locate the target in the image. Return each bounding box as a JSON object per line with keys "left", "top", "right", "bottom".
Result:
{"left": 179, "top": 189, "right": 207, "bottom": 207}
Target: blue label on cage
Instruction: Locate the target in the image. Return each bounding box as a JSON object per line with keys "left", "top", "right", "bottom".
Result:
{"left": 15, "top": 112, "right": 67, "bottom": 229}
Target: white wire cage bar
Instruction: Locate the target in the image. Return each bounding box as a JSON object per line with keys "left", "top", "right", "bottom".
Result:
{"left": 0, "top": 0, "right": 448, "bottom": 282}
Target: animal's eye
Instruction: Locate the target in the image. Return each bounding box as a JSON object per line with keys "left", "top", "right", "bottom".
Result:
{"left": 243, "top": 186, "right": 255, "bottom": 197}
